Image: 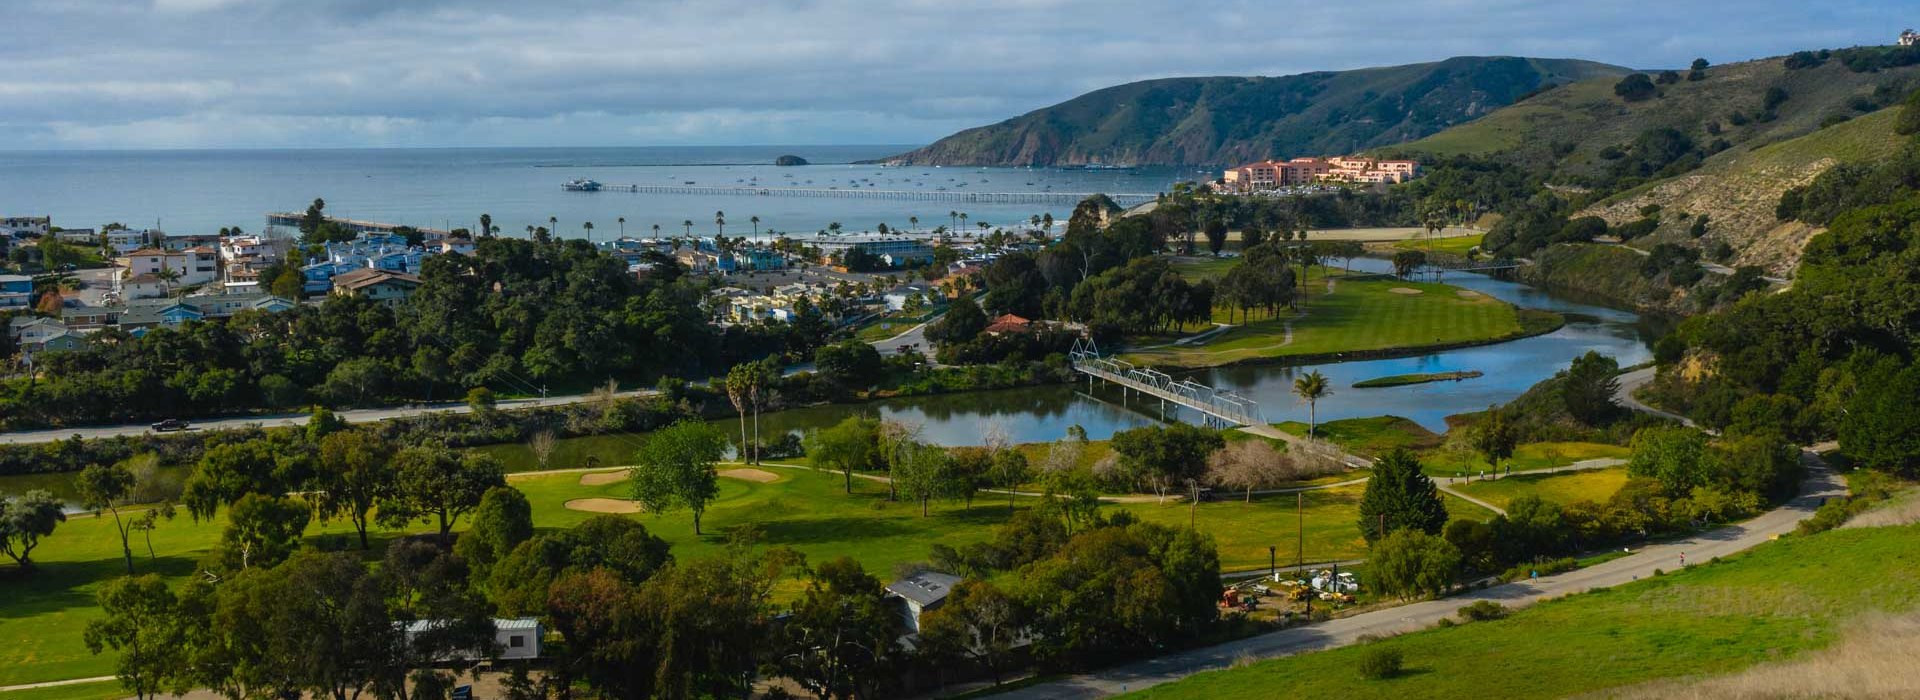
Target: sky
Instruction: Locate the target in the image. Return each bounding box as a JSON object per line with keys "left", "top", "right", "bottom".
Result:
{"left": 0, "top": 0, "right": 1908, "bottom": 150}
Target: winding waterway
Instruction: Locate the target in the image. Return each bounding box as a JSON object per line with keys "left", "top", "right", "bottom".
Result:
{"left": 0, "top": 258, "right": 1657, "bottom": 500}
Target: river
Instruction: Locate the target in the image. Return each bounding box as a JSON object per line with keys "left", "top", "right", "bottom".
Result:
{"left": 0, "top": 257, "right": 1656, "bottom": 498}
{"left": 469, "top": 257, "right": 1657, "bottom": 470}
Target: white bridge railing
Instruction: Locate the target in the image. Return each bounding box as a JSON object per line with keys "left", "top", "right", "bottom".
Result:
{"left": 1068, "top": 339, "right": 1264, "bottom": 427}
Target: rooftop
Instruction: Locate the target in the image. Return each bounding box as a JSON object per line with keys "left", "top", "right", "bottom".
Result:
{"left": 886, "top": 571, "right": 963, "bottom": 606}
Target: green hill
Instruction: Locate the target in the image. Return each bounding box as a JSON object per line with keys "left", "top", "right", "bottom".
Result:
{"left": 1399, "top": 53, "right": 1920, "bottom": 185}
{"left": 1577, "top": 107, "right": 1911, "bottom": 275}
{"left": 884, "top": 57, "right": 1629, "bottom": 167}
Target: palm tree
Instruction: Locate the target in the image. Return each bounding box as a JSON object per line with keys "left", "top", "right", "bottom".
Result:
{"left": 582, "top": 221, "right": 594, "bottom": 243}
{"left": 652, "top": 223, "right": 661, "bottom": 239}
{"left": 715, "top": 211, "right": 726, "bottom": 238}
{"left": 479, "top": 213, "right": 492, "bottom": 240}
{"left": 155, "top": 267, "right": 183, "bottom": 298}
{"left": 1293, "top": 371, "right": 1332, "bottom": 438}
{"left": 959, "top": 212, "right": 969, "bottom": 233}
{"left": 683, "top": 219, "right": 694, "bottom": 237}
{"left": 549, "top": 216, "right": 558, "bottom": 236}
{"left": 750, "top": 215, "right": 760, "bottom": 241}
{"left": 617, "top": 216, "right": 626, "bottom": 238}
{"left": 525, "top": 225, "right": 535, "bottom": 239}
{"left": 949, "top": 210, "right": 958, "bottom": 232}
{"left": 909, "top": 215, "right": 919, "bottom": 233}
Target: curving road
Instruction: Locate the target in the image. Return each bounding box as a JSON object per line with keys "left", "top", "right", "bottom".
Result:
{"left": 0, "top": 390, "right": 656, "bottom": 445}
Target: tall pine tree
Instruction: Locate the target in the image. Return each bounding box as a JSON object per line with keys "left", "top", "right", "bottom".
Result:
{"left": 1358, "top": 448, "right": 1449, "bottom": 542}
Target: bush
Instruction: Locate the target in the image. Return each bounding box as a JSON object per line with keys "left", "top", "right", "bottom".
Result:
{"left": 1357, "top": 647, "right": 1405, "bottom": 680}
{"left": 1456, "top": 600, "right": 1509, "bottom": 622}
{"left": 1614, "top": 74, "right": 1657, "bottom": 102}
{"left": 1501, "top": 557, "right": 1578, "bottom": 582}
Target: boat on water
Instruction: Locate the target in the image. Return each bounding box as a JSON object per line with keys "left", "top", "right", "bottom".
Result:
{"left": 562, "top": 178, "right": 602, "bottom": 192}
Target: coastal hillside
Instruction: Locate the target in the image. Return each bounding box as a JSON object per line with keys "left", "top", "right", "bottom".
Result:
{"left": 884, "top": 56, "right": 1630, "bottom": 167}
{"left": 1399, "top": 50, "right": 1920, "bottom": 185}
{"left": 1578, "top": 107, "right": 1909, "bottom": 275}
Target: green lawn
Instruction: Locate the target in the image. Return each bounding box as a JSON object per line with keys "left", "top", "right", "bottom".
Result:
{"left": 1129, "top": 524, "right": 1920, "bottom": 699}
{"left": 0, "top": 682, "right": 123, "bottom": 700}
{"left": 1122, "top": 277, "right": 1556, "bottom": 369}
{"left": 1449, "top": 467, "right": 1630, "bottom": 510}
{"left": 0, "top": 462, "right": 1492, "bottom": 686}
{"left": 1392, "top": 233, "right": 1483, "bottom": 257}
{"left": 1420, "top": 441, "right": 1631, "bottom": 477}
{"left": 1274, "top": 416, "right": 1443, "bottom": 457}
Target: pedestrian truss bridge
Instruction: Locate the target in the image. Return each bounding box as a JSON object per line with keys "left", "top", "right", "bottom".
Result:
{"left": 1068, "top": 339, "right": 1264, "bottom": 427}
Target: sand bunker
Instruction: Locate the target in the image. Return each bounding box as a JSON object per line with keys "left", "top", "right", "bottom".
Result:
{"left": 719, "top": 468, "right": 779, "bottom": 483}
{"left": 1388, "top": 287, "right": 1424, "bottom": 295}
{"left": 564, "top": 498, "right": 646, "bottom": 514}
{"left": 1455, "top": 290, "right": 1483, "bottom": 299}
{"left": 578, "top": 469, "right": 633, "bottom": 486}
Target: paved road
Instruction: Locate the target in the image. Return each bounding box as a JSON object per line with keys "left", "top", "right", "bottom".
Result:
{"left": 0, "top": 390, "right": 657, "bottom": 445}
{"left": 869, "top": 316, "right": 939, "bottom": 359}
{"left": 996, "top": 450, "right": 1844, "bottom": 698}
{"left": 1614, "top": 366, "right": 1696, "bottom": 428}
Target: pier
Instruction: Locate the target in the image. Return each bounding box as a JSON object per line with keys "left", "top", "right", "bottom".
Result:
{"left": 1069, "top": 339, "right": 1264, "bottom": 427}
{"left": 569, "top": 183, "right": 1159, "bottom": 207}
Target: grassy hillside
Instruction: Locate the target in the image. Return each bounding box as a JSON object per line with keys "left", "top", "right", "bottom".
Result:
{"left": 886, "top": 57, "right": 1628, "bottom": 166}
{"left": 1577, "top": 107, "right": 1910, "bottom": 275}
{"left": 1130, "top": 523, "right": 1920, "bottom": 699}
{"left": 1399, "top": 55, "right": 1920, "bottom": 185}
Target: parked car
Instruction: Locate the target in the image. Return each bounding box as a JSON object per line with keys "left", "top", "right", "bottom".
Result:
{"left": 150, "top": 418, "right": 190, "bottom": 432}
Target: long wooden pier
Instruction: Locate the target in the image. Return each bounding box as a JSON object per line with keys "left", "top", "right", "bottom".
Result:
{"left": 1069, "top": 340, "right": 1264, "bottom": 427}
{"left": 573, "top": 184, "right": 1159, "bottom": 207}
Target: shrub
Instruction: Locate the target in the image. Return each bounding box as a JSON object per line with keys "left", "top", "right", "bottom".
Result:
{"left": 1456, "top": 600, "right": 1509, "bottom": 622}
{"left": 1614, "top": 74, "right": 1657, "bottom": 102}
{"left": 1501, "top": 557, "right": 1578, "bottom": 582}
{"left": 1357, "top": 647, "right": 1405, "bottom": 680}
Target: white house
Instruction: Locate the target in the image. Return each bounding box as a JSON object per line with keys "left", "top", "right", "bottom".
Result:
{"left": 114, "top": 247, "right": 218, "bottom": 298}
{"left": 103, "top": 229, "right": 159, "bottom": 255}
{"left": 401, "top": 617, "right": 542, "bottom": 662}
{"left": 882, "top": 283, "right": 942, "bottom": 313}
{"left": 0, "top": 217, "right": 50, "bottom": 237}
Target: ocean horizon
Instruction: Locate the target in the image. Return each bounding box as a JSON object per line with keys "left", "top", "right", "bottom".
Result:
{"left": 0, "top": 145, "right": 1191, "bottom": 240}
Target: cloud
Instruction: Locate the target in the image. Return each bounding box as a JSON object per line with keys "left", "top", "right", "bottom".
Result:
{"left": 0, "top": 0, "right": 1905, "bottom": 148}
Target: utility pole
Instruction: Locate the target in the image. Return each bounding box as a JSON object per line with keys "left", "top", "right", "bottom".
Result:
{"left": 1187, "top": 478, "right": 1199, "bottom": 528}
{"left": 1268, "top": 545, "right": 1276, "bottom": 584}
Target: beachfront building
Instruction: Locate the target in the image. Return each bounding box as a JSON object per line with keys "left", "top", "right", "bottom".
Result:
{"left": 298, "top": 233, "right": 433, "bottom": 294}
{"left": 814, "top": 235, "right": 935, "bottom": 270}
{"left": 1222, "top": 155, "right": 1420, "bottom": 192}
{"left": 1221, "top": 158, "right": 1335, "bottom": 191}
{"left": 1903, "top": 29, "right": 1919, "bottom": 46}
{"left": 219, "top": 234, "right": 293, "bottom": 291}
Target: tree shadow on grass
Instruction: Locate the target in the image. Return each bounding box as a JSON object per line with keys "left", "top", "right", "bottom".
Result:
{"left": 0, "top": 552, "right": 198, "bottom": 622}
{"left": 737, "top": 515, "right": 918, "bottom": 547}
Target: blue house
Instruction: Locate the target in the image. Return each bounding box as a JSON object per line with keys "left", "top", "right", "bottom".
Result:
{"left": 0, "top": 274, "right": 30, "bottom": 308}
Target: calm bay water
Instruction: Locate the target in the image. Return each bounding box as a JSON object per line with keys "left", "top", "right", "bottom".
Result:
{"left": 0, "top": 146, "right": 1192, "bottom": 238}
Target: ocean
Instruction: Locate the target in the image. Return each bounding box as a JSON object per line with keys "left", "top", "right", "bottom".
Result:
{"left": 0, "top": 146, "right": 1195, "bottom": 239}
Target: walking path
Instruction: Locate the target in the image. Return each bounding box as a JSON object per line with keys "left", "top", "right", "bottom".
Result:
{"left": 994, "top": 449, "right": 1843, "bottom": 698}
{"left": 0, "top": 390, "right": 657, "bottom": 446}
